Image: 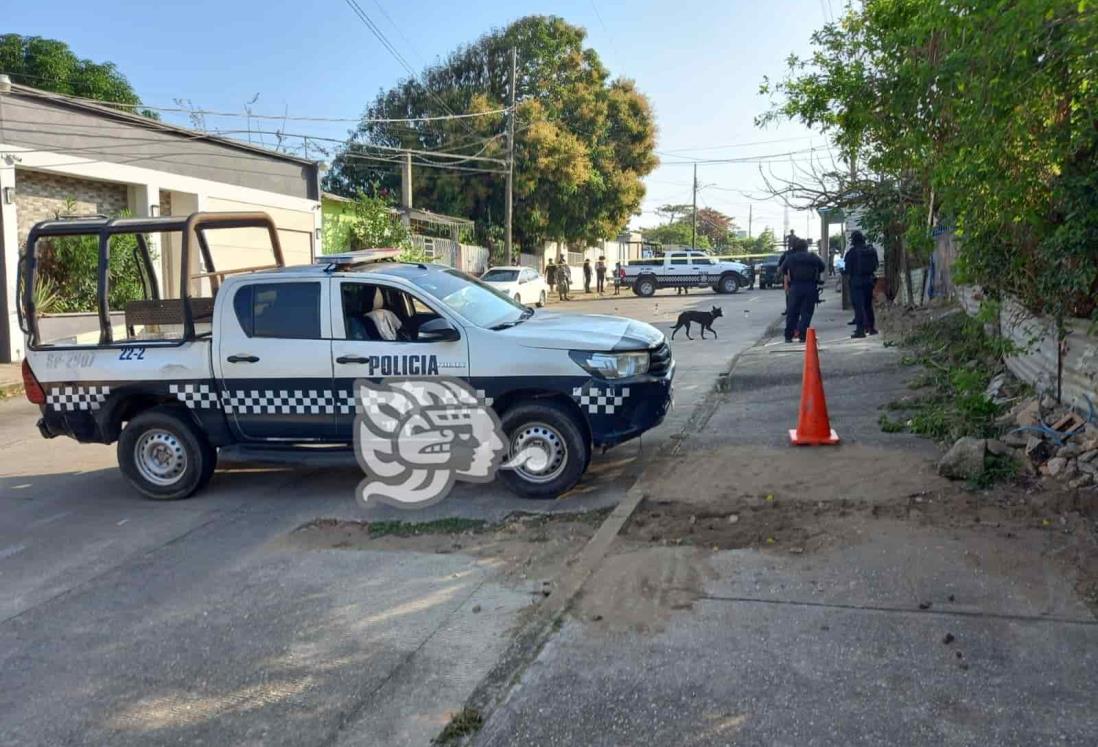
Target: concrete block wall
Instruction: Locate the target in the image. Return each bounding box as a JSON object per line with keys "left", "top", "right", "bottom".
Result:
{"left": 14, "top": 169, "right": 128, "bottom": 245}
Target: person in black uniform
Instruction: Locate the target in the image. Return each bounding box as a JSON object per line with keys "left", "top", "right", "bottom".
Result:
{"left": 844, "top": 231, "right": 879, "bottom": 338}
{"left": 783, "top": 237, "right": 826, "bottom": 343}
{"left": 776, "top": 245, "right": 793, "bottom": 316}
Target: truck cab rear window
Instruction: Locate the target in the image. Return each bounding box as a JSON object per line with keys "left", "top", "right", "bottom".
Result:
{"left": 233, "top": 282, "right": 320, "bottom": 339}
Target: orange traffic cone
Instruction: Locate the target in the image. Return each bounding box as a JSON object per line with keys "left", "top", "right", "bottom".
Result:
{"left": 789, "top": 328, "right": 840, "bottom": 446}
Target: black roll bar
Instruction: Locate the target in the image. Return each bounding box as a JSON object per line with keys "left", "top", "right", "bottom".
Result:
{"left": 20, "top": 212, "right": 285, "bottom": 348}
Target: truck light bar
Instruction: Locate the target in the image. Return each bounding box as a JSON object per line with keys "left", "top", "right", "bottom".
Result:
{"left": 316, "top": 248, "right": 402, "bottom": 266}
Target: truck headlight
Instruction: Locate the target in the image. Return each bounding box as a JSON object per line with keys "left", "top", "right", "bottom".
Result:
{"left": 570, "top": 350, "right": 649, "bottom": 379}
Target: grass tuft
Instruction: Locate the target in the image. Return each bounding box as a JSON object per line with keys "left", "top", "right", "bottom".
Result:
{"left": 434, "top": 708, "right": 484, "bottom": 744}
{"left": 367, "top": 518, "right": 486, "bottom": 538}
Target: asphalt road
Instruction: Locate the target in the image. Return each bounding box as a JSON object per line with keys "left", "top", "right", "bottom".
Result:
{"left": 0, "top": 285, "right": 787, "bottom": 746}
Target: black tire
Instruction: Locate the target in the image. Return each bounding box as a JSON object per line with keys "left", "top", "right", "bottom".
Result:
{"left": 117, "top": 405, "right": 216, "bottom": 500}
{"left": 634, "top": 276, "right": 657, "bottom": 297}
{"left": 497, "top": 400, "right": 589, "bottom": 499}
{"left": 718, "top": 274, "right": 740, "bottom": 294}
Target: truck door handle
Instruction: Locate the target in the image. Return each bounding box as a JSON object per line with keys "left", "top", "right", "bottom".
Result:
{"left": 336, "top": 355, "right": 370, "bottom": 364}
{"left": 227, "top": 354, "right": 260, "bottom": 363}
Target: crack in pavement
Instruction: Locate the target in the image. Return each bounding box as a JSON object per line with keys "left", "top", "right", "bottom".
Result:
{"left": 694, "top": 593, "right": 1098, "bottom": 626}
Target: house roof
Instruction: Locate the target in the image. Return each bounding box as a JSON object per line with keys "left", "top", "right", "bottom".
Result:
{"left": 8, "top": 82, "right": 318, "bottom": 168}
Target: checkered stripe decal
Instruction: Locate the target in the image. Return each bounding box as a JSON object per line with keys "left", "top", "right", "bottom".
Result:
{"left": 46, "top": 385, "right": 111, "bottom": 412}
{"left": 222, "top": 389, "right": 342, "bottom": 416}
{"left": 43, "top": 383, "right": 497, "bottom": 417}
{"left": 169, "top": 383, "right": 221, "bottom": 409}
{"left": 172, "top": 385, "right": 359, "bottom": 415}
{"left": 573, "top": 385, "right": 630, "bottom": 415}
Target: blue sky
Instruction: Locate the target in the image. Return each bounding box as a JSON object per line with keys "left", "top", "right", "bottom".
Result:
{"left": 5, "top": 0, "right": 840, "bottom": 240}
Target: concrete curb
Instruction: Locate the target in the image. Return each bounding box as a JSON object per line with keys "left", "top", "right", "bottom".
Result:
{"left": 450, "top": 321, "right": 769, "bottom": 743}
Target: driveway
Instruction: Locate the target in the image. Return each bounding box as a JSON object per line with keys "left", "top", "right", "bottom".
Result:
{"left": 0, "top": 287, "right": 786, "bottom": 745}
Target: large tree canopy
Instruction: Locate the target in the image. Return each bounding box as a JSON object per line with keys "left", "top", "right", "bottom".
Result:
{"left": 0, "top": 34, "right": 154, "bottom": 116}
{"left": 324, "top": 16, "right": 658, "bottom": 251}
{"left": 642, "top": 205, "right": 741, "bottom": 250}
{"left": 761, "top": 0, "right": 1098, "bottom": 318}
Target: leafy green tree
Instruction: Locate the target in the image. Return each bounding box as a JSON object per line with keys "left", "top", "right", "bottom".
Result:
{"left": 324, "top": 16, "right": 658, "bottom": 251}
{"left": 642, "top": 220, "right": 711, "bottom": 250}
{"left": 695, "top": 207, "right": 736, "bottom": 248}
{"left": 761, "top": 0, "right": 1098, "bottom": 318}
{"left": 654, "top": 203, "right": 694, "bottom": 225}
{"left": 35, "top": 201, "right": 147, "bottom": 313}
{"left": 325, "top": 191, "right": 421, "bottom": 261}
{"left": 0, "top": 34, "right": 157, "bottom": 117}
{"left": 726, "top": 227, "right": 778, "bottom": 255}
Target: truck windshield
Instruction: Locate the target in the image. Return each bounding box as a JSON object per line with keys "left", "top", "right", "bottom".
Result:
{"left": 406, "top": 269, "right": 526, "bottom": 329}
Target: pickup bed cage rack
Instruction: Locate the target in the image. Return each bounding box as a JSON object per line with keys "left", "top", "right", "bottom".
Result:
{"left": 19, "top": 211, "right": 285, "bottom": 347}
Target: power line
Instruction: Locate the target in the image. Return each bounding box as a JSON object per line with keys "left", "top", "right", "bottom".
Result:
{"left": 339, "top": 0, "right": 485, "bottom": 142}
{"left": 342, "top": 0, "right": 418, "bottom": 79}
{"left": 1, "top": 118, "right": 510, "bottom": 166}
{"left": 13, "top": 84, "right": 508, "bottom": 124}
{"left": 657, "top": 135, "right": 817, "bottom": 155}
{"left": 366, "top": 0, "right": 425, "bottom": 70}
{"left": 657, "top": 146, "right": 833, "bottom": 165}
{"left": 338, "top": 152, "right": 506, "bottom": 175}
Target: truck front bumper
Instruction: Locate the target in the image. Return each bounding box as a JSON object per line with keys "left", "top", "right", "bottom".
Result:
{"left": 588, "top": 363, "right": 675, "bottom": 448}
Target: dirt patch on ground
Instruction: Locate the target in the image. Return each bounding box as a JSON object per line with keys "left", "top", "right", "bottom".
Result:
{"left": 278, "top": 511, "right": 609, "bottom": 590}
{"left": 626, "top": 478, "right": 1098, "bottom": 552}
{"left": 575, "top": 545, "right": 718, "bottom": 634}
{"left": 616, "top": 445, "right": 1098, "bottom": 622}
{"left": 638, "top": 444, "right": 944, "bottom": 508}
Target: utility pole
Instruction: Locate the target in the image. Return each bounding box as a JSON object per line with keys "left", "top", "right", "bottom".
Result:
{"left": 691, "top": 163, "right": 698, "bottom": 249}
{"left": 400, "top": 150, "right": 413, "bottom": 228}
{"left": 504, "top": 47, "right": 517, "bottom": 260}
{"left": 748, "top": 204, "right": 753, "bottom": 239}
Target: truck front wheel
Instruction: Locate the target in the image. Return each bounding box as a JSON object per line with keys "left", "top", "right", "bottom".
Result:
{"left": 718, "top": 274, "right": 741, "bottom": 294}
{"left": 497, "top": 401, "right": 589, "bottom": 499}
{"left": 118, "top": 406, "right": 217, "bottom": 500}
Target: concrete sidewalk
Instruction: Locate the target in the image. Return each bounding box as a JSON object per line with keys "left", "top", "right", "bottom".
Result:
{"left": 0, "top": 363, "right": 21, "bottom": 399}
{"left": 476, "top": 301, "right": 1098, "bottom": 745}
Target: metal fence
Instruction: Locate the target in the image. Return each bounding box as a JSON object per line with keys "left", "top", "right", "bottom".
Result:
{"left": 411, "top": 235, "right": 490, "bottom": 276}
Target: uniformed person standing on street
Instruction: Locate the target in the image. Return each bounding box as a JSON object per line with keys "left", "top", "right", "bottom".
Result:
{"left": 844, "top": 231, "right": 879, "bottom": 338}
{"left": 545, "top": 258, "right": 557, "bottom": 295}
{"left": 776, "top": 243, "right": 793, "bottom": 316}
{"left": 556, "top": 256, "right": 572, "bottom": 301}
{"left": 783, "top": 237, "right": 826, "bottom": 343}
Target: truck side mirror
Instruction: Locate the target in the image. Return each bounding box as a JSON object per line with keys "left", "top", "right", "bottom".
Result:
{"left": 417, "top": 317, "right": 460, "bottom": 342}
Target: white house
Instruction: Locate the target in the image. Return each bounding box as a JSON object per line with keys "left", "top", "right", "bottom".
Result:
{"left": 0, "top": 78, "right": 322, "bottom": 362}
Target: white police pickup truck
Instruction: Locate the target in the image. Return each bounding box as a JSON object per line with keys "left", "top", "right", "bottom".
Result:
{"left": 624, "top": 250, "right": 750, "bottom": 297}
{"left": 18, "top": 212, "right": 673, "bottom": 501}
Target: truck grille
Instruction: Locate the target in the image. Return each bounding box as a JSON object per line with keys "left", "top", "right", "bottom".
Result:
{"left": 649, "top": 342, "right": 672, "bottom": 377}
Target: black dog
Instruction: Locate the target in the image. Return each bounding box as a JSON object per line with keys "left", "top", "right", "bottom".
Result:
{"left": 670, "top": 306, "right": 723, "bottom": 340}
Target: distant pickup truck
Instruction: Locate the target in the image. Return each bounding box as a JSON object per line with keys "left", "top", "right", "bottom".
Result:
{"left": 623, "top": 250, "right": 751, "bottom": 297}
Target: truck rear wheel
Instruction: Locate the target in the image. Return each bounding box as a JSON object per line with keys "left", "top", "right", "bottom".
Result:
{"left": 497, "top": 401, "right": 589, "bottom": 499}
{"left": 118, "top": 406, "right": 216, "bottom": 500}
{"left": 634, "top": 277, "right": 657, "bottom": 297}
